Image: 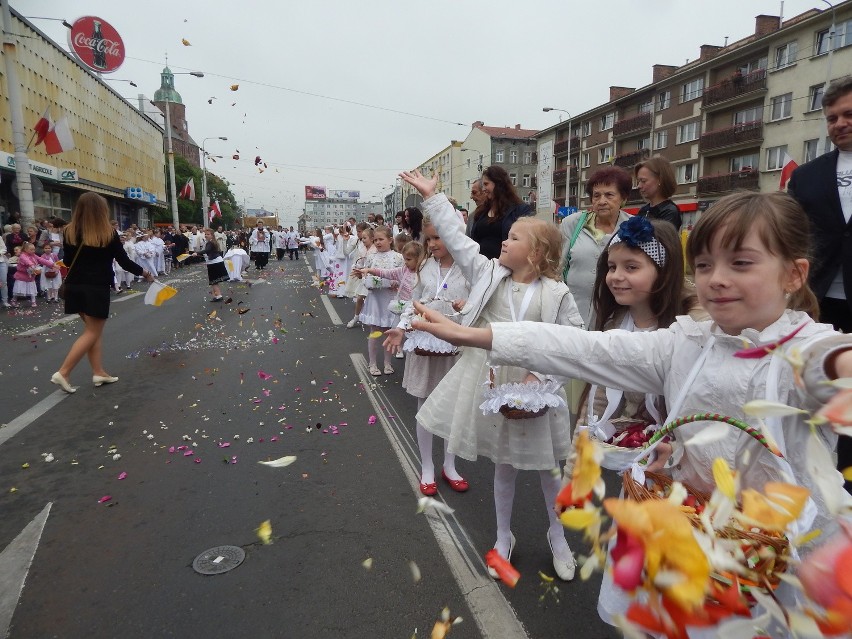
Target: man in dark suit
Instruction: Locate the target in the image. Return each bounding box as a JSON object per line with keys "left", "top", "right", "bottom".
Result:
{"left": 788, "top": 75, "right": 852, "bottom": 493}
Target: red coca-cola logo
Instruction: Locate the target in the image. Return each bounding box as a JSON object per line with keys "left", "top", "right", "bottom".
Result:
{"left": 67, "top": 16, "right": 125, "bottom": 74}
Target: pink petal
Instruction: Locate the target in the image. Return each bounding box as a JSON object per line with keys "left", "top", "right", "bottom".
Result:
{"left": 194, "top": 457, "right": 202, "bottom": 464}
{"left": 263, "top": 389, "right": 271, "bottom": 396}
{"left": 231, "top": 456, "right": 238, "bottom": 464}
{"left": 270, "top": 436, "right": 279, "bottom": 442}
{"left": 168, "top": 446, "right": 176, "bottom": 453}
{"left": 259, "top": 438, "right": 264, "bottom": 442}
{"left": 98, "top": 495, "right": 112, "bottom": 503}
{"left": 277, "top": 405, "right": 286, "bottom": 410}
{"left": 612, "top": 547, "right": 645, "bottom": 591}
{"left": 257, "top": 370, "right": 272, "bottom": 380}
{"left": 294, "top": 387, "right": 301, "bottom": 392}
{"left": 184, "top": 450, "right": 193, "bottom": 456}
{"left": 117, "top": 472, "right": 127, "bottom": 480}
{"left": 368, "top": 415, "right": 377, "bottom": 424}
{"left": 253, "top": 399, "right": 262, "bottom": 404}
{"left": 177, "top": 445, "right": 188, "bottom": 451}
{"left": 218, "top": 442, "right": 231, "bottom": 448}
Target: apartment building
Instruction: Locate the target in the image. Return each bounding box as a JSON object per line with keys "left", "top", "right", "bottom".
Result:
{"left": 538, "top": 1, "right": 852, "bottom": 227}
{"left": 404, "top": 122, "right": 539, "bottom": 214}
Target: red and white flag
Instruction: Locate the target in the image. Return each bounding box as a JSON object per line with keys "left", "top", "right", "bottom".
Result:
{"left": 779, "top": 152, "right": 798, "bottom": 190}
{"left": 41, "top": 117, "right": 75, "bottom": 155}
{"left": 179, "top": 178, "right": 195, "bottom": 200}
{"left": 34, "top": 107, "right": 52, "bottom": 146}
{"left": 208, "top": 200, "right": 222, "bottom": 224}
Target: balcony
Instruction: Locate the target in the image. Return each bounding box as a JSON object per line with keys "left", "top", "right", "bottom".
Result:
{"left": 614, "top": 149, "right": 648, "bottom": 169}
{"left": 702, "top": 68, "right": 767, "bottom": 108}
{"left": 696, "top": 169, "right": 760, "bottom": 195}
{"left": 554, "top": 136, "right": 579, "bottom": 155}
{"left": 699, "top": 120, "right": 763, "bottom": 153}
{"left": 552, "top": 166, "right": 577, "bottom": 185}
{"left": 613, "top": 111, "right": 652, "bottom": 137}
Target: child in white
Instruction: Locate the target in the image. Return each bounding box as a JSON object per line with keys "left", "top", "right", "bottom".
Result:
{"left": 39, "top": 252, "right": 62, "bottom": 302}
{"left": 408, "top": 185, "right": 852, "bottom": 638}
{"left": 405, "top": 171, "right": 585, "bottom": 583}
{"left": 134, "top": 232, "right": 158, "bottom": 278}
{"left": 358, "top": 226, "right": 403, "bottom": 376}
{"left": 328, "top": 225, "right": 356, "bottom": 298}
{"left": 384, "top": 223, "right": 471, "bottom": 495}
{"left": 345, "top": 226, "right": 374, "bottom": 327}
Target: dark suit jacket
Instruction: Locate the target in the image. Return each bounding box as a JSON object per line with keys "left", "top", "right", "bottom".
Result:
{"left": 788, "top": 150, "right": 852, "bottom": 306}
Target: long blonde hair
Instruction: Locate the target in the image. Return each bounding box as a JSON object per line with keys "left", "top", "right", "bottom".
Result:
{"left": 513, "top": 217, "right": 563, "bottom": 280}
{"left": 64, "top": 192, "right": 115, "bottom": 247}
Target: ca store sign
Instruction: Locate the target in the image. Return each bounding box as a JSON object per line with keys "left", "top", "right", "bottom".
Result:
{"left": 1, "top": 152, "right": 78, "bottom": 183}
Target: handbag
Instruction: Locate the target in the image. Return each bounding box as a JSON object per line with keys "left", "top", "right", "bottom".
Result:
{"left": 561, "top": 211, "right": 589, "bottom": 282}
{"left": 58, "top": 243, "right": 82, "bottom": 300}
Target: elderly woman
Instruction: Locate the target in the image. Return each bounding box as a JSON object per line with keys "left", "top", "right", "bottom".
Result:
{"left": 470, "top": 165, "right": 533, "bottom": 259}
{"left": 560, "top": 166, "right": 632, "bottom": 326}
{"left": 635, "top": 156, "right": 682, "bottom": 231}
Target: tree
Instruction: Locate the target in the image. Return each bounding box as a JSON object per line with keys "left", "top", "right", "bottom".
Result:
{"left": 155, "top": 154, "right": 239, "bottom": 228}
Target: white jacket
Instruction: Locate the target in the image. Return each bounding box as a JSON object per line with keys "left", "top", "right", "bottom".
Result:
{"left": 490, "top": 309, "right": 852, "bottom": 537}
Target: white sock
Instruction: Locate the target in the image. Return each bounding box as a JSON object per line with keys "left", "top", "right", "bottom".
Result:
{"left": 540, "top": 469, "right": 572, "bottom": 561}
{"left": 442, "top": 447, "right": 462, "bottom": 481}
{"left": 416, "top": 419, "right": 435, "bottom": 484}
{"left": 494, "top": 463, "right": 518, "bottom": 556}
{"left": 367, "top": 334, "right": 379, "bottom": 367}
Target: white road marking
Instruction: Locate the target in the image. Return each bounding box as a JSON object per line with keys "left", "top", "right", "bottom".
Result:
{"left": 0, "top": 390, "right": 70, "bottom": 447}
{"left": 16, "top": 316, "right": 78, "bottom": 337}
{"left": 349, "top": 353, "right": 530, "bottom": 639}
{"left": 320, "top": 295, "right": 343, "bottom": 325}
{"left": 0, "top": 502, "right": 52, "bottom": 638}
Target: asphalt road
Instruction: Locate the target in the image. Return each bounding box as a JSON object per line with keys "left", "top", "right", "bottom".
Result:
{"left": 0, "top": 255, "right": 619, "bottom": 639}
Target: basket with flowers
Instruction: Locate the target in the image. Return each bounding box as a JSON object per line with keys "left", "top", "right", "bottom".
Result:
{"left": 480, "top": 367, "right": 566, "bottom": 420}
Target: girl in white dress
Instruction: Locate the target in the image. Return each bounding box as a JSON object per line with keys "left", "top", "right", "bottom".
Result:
{"left": 358, "top": 226, "right": 403, "bottom": 376}
{"left": 384, "top": 221, "right": 472, "bottom": 496}
{"left": 151, "top": 229, "right": 166, "bottom": 275}
{"left": 134, "top": 232, "right": 158, "bottom": 278}
{"left": 327, "top": 224, "right": 356, "bottom": 298}
{"left": 408, "top": 172, "right": 585, "bottom": 583}
{"left": 38, "top": 252, "right": 62, "bottom": 302}
{"left": 345, "top": 226, "right": 374, "bottom": 327}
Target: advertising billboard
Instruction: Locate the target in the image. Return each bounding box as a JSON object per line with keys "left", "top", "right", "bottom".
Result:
{"left": 68, "top": 16, "right": 125, "bottom": 74}
{"left": 328, "top": 189, "right": 360, "bottom": 200}
{"left": 305, "top": 185, "right": 327, "bottom": 200}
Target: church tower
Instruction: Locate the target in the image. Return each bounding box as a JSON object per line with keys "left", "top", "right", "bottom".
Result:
{"left": 153, "top": 66, "right": 200, "bottom": 168}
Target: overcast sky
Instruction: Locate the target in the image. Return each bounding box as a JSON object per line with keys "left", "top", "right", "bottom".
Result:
{"left": 17, "top": 0, "right": 825, "bottom": 226}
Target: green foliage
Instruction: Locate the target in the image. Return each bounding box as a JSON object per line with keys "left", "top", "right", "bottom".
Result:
{"left": 156, "top": 153, "right": 239, "bottom": 228}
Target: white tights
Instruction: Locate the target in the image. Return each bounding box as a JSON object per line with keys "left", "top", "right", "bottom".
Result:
{"left": 367, "top": 326, "right": 389, "bottom": 367}
{"left": 416, "top": 397, "right": 462, "bottom": 483}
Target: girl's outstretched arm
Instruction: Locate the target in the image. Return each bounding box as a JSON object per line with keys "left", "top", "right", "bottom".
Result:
{"left": 399, "top": 170, "right": 437, "bottom": 198}
{"left": 410, "top": 301, "right": 493, "bottom": 349}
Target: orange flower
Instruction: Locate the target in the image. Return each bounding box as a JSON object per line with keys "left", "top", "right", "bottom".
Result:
{"left": 740, "top": 482, "right": 810, "bottom": 532}
{"left": 570, "top": 431, "right": 601, "bottom": 503}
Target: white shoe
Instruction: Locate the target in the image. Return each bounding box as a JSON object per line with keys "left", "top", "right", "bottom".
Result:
{"left": 50, "top": 371, "right": 76, "bottom": 394}
{"left": 346, "top": 317, "right": 358, "bottom": 329}
{"left": 487, "top": 533, "right": 516, "bottom": 579}
{"left": 547, "top": 531, "right": 576, "bottom": 581}
{"left": 394, "top": 351, "right": 404, "bottom": 359}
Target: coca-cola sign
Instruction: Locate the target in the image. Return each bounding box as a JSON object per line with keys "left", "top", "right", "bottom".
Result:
{"left": 68, "top": 16, "right": 125, "bottom": 74}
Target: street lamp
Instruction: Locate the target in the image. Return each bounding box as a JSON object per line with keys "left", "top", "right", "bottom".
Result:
{"left": 820, "top": 0, "right": 836, "bottom": 155}
{"left": 543, "top": 108, "right": 574, "bottom": 209}
{"left": 161, "top": 66, "right": 204, "bottom": 230}
{"left": 201, "top": 136, "right": 227, "bottom": 225}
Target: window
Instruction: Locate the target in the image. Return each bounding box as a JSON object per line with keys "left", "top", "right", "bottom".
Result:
{"left": 523, "top": 151, "right": 532, "bottom": 164}
{"left": 766, "top": 145, "right": 788, "bottom": 171}
{"left": 657, "top": 90, "right": 671, "bottom": 110}
{"left": 808, "top": 84, "right": 825, "bottom": 111}
{"left": 676, "top": 121, "right": 699, "bottom": 144}
{"left": 654, "top": 130, "right": 668, "bottom": 149}
{"left": 770, "top": 93, "right": 792, "bottom": 121}
{"left": 817, "top": 20, "right": 852, "bottom": 54}
{"left": 680, "top": 78, "right": 704, "bottom": 103}
{"left": 581, "top": 152, "right": 591, "bottom": 168}
{"left": 638, "top": 100, "right": 653, "bottom": 114}
{"left": 600, "top": 112, "right": 614, "bottom": 131}
{"left": 804, "top": 138, "right": 819, "bottom": 163}
{"left": 774, "top": 41, "right": 798, "bottom": 69}
{"left": 522, "top": 195, "right": 530, "bottom": 203}
{"left": 730, "top": 153, "right": 759, "bottom": 172}
{"left": 738, "top": 56, "right": 768, "bottom": 74}
{"left": 637, "top": 137, "right": 650, "bottom": 150}
{"left": 598, "top": 146, "right": 613, "bottom": 163}
{"left": 581, "top": 121, "right": 591, "bottom": 136}
{"left": 510, "top": 150, "right": 518, "bottom": 163}
{"left": 466, "top": 158, "right": 471, "bottom": 168}
{"left": 509, "top": 173, "right": 517, "bottom": 186}
{"left": 495, "top": 149, "right": 504, "bottom": 162}
{"left": 676, "top": 163, "right": 698, "bottom": 184}
{"left": 466, "top": 179, "right": 471, "bottom": 189}
{"left": 569, "top": 185, "right": 577, "bottom": 197}
{"left": 522, "top": 174, "right": 531, "bottom": 187}
{"left": 733, "top": 106, "right": 761, "bottom": 125}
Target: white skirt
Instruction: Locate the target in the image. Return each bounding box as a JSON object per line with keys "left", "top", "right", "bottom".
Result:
{"left": 13, "top": 280, "right": 38, "bottom": 297}
{"left": 358, "top": 288, "right": 396, "bottom": 327}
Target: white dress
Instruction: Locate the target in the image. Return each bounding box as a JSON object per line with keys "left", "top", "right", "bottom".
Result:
{"left": 39, "top": 258, "right": 62, "bottom": 291}
{"left": 134, "top": 239, "right": 158, "bottom": 275}
{"left": 418, "top": 278, "right": 573, "bottom": 470}
{"left": 358, "top": 249, "right": 403, "bottom": 327}
{"left": 400, "top": 260, "right": 471, "bottom": 398}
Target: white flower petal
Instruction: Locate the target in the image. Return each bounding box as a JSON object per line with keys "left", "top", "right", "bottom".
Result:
{"left": 684, "top": 421, "right": 731, "bottom": 447}
{"left": 806, "top": 434, "right": 847, "bottom": 515}
{"left": 257, "top": 455, "right": 297, "bottom": 468}
{"left": 416, "top": 497, "right": 455, "bottom": 515}
{"left": 743, "top": 399, "right": 808, "bottom": 418}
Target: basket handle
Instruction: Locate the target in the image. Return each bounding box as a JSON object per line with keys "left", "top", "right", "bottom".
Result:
{"left": 647, "top": 413, "right": 784, "bottom": 458}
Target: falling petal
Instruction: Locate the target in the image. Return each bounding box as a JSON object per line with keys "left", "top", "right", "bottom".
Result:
{"left": 822, "top": 377, "right": 852, "bottom": 389}
{"left": 579, "top": 553, "right": 600, "bottom": 581}
{"left": 417, "top": 496, "right": 455, "bottom": 515}
{"left": 484, "top": 549, "right": 520, "bottom": 587}
{"left": 409, "top": 560, "right": 422, "bottom": 583}
{"left": 362, "top": 557, "right": 373, "bottom": 570}
{"left": 843, "top": 466, "right": 852, "bottom": 482}
{"left": 258, "top": 455, "right": 297, "bottom": 468}
{"left": 559, "top": 507, "right": 599, "bottom": 530}
{"left": 684, "top": 421, "right": 731, "bottom": 447}
{"left": 712, "top": 457, "right": 737, "bottom": 501}
{"left": 117, "top": 472, "right": 127, "bottom": 480}
{"left": 368, "top": 331, "right": 384, "bottom": 339}
{"left": 368, "top": 415, "right": 377, "bottom": 424}
{"left": 256, "top": 519, "right": 272, "bottom": 545}
{"left": 98, "top": 495, "right": 112, "bottom": 503}
{"left": 743, "top": 399, "right": 808, "bottom": 418}
{"left": 230, "top": 84, "right": 239, "bottom": 91}
{"left": 181, "top": 38, "right": 191, "bottom": 46}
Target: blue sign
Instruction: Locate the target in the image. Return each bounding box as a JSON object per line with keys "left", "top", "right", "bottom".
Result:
{"left": 126, "top": 187, "right": 156, "bottom": 203}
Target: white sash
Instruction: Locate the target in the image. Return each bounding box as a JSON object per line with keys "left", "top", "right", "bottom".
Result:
{"left": 506, "top": 278, "right": 540, "bottom": 323}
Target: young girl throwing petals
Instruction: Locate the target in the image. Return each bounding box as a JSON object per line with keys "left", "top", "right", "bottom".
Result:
{"left": 39, "top": 251, "right": 62, "bottom": 303}
{"left": 384, "top": 224, "right": 471, "bottom": 496}
{"left": 410, "top": 187, "right": 852, "bottom": 633}
{"left": 359, "top": 226, "right": 403, "bottom": 376}
{"left": 402, "top": 170, "right": 585, "bottom": 582}
{"left": 360, "top": 240, "right": 423, "bottom": 316}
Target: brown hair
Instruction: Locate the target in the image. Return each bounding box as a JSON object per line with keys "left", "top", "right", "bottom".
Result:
{"left": 511, "top": 217, "right": 562, "bottom": 280}
{"left": 822, "top": 75, "right": 852, "bottom": 108}
{"left": 585, "top": 166, "right": 632, "bottom": 199}
{"left": 64, "top": 192, "right": 115, "bottom": 248}
{"left": 592, "top": 219, "right": 686, "bottom": 330}
{"left": 686, "top": 191, "right": 819, "bottom": 319}
{"left": 475, "top": 165, "right": 522, "bottom": 223}
{"left": 634, "top": 156, "right": 677, "bottom": 200}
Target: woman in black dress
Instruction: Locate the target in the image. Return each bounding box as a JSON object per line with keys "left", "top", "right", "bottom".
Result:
{"left": 51, "top": 192, "right": 154, "bottom": 393}
{"left": 469, "top": 165, "right": 533, "bottom": 259}
{"left": 635, "top": 156, "right": 682, "bottom": 231}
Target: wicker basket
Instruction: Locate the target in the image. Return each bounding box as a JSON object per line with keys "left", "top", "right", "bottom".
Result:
{"left": 489, "top": 369, "right": 550, "bottom": 420}
{"left": 623, "top": 413, "right": 790, "bottom": 591}
{"left": 413, "top": 347, "right": 459, "bottom": 357}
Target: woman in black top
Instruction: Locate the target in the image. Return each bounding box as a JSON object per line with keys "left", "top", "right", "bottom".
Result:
{"left": 634, "top": 156, "right": 682, "bottom": 231}
{"left": 469, "top": 165, "right": 533, "bottom": 259}
{"left": 50, "top": 192, "right": 153, "bottom": 393}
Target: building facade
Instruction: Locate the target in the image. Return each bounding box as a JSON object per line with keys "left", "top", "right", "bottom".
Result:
{"left": 303, "top": 198, "right": 384, "bottom": 228}
{"left": 0, "top": 10, "right": 166, "bottom": 230}
{"left": 538, "top": 2, "right": 852, "bottom": 228}
{"left": 152, "top": 67, "right": 200, "bottom": 169}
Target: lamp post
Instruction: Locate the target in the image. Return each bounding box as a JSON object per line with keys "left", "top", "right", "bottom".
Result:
{"left": 201, "top": 136, "right": 227, "bottom": 225}
{"left": 820, "top": 0, "right": 836, "bottom": 155}
{"left": 161, "top": 67, "right": 204, "bottom": 230}
{"left": 543, "top": 108, "right": 573, "bottom": 209}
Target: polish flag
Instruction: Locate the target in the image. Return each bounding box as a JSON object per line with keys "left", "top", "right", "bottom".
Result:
{"left": 179, "top": 178, "right": 195, "bottom": 200}
{"left": 42, "top": 117, "right": 75, "bottom": 155}
{"left": 34, "top": 108, "right": 52, "bottom": 146}
{"left": 779, "top": 152, "right": 798, "bottom": 190}
{"left": 208, "top": 200, "right": 222, "bottom": 224}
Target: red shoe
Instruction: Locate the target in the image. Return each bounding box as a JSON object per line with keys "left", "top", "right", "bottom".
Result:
{"left": 441, "top": 469, "right": 469, "bottom": 492}
{"left": 419, "top": 480, "right": 438, "bottom": 496}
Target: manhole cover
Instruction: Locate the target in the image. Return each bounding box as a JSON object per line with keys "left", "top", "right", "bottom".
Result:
{"left": 192, "top": 545, "right": 246, "bottom": 575}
